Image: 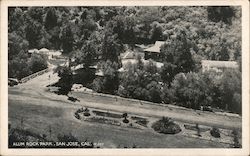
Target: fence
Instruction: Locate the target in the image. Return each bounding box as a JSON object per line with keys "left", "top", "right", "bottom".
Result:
{"left": 20, "top": 68, "right": 50, "bottom": 83}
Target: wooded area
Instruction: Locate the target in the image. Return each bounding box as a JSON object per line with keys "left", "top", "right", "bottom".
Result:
{"left": 8, "top": 6, "right": 242, "bottom": 114}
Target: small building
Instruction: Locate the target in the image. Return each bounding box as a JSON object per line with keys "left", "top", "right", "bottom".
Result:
{"left": 144, "top": 41, "right": 166, "bottom": 61}
{"left": 27, "top": 49, "right": 39, "bottom": 57}
{"left": 201, "top": 60, "right": 239, "bottom": 72}
{"left": 39, "top": 48, "right": 50, "bottom": 55}
{"left": 28, "top": 49, "right": 39, "bottom": 54}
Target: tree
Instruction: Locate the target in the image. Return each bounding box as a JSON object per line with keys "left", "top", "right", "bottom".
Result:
{"left": 146, "top": 81, "right": 162, "bottom": 103}
{"left": 123, "top": 16, "right": 136, "bottom": 48}
{"left": 219, "top": 69, "right": 241, "bottom": 114}
{"left": 92, "top": 60, "right": 119, "bottom": 94}
{"left": 160, "top": 62, "right": 177, "bottom": 85}
{"left": 207, "top": 6, "right": 235, "bottom": 24}
{"left": 101, "top": 60, "right": 119, "bottom": 94}
{"left": 48, "top": 26, "right": 61, "bottom": 49}
{"left": 118, "top": 62, "right": 161, "bottom": 103}
{"left": 8, "top": 52, "right": 32, "bottom": 79}
{"left": 136, "top": 7, "right": 161, "bottom": 43}
{"left": 122, "top": 113, "right": 129, "bottom": 123}
{"left": 56, "top": 67, "right": 73, "bottom": 95}
{"left": 60, "top": 25, "right": 74, "bottom": 53}
{"left": 8, "top": 32, "right": 29, "bottom": 60}
{"left": 101, "top": 30, "right": 124, "bottom": 65}
{"left": 72, "top": 32, "right": 103, "bottom": 86}
{"left": 170, "top": 72, "right": 212, "bottom": 109}
{"left": 25, "top": 20, "right": 43, "bottom": 49}
{"left": 27, "top": 7, "right": 44, "bottom": 24}
{"left": 45, "top": 7, "right": 58, "bottom": 30}
{"left": 28, "top": 54, "right": 48, "bottom": 73}
{"left": 150, "top": 21, "right": 163, "bottom": 42}
{"left": 160, "top": 28, "right": 195, "bottom": 83}
{"left": 79, "top": 18, "right": 97, "bottom": 40}
{"left": 8, "top": 7, "right": 26, "bottom": 36}
{"left": 74, "top": 32, "right": 102, "bottom": 67}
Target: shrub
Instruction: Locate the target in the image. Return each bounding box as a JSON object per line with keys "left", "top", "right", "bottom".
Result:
{"left": 232, "top": 129, "right": 241, "bottom": 148}
{"left": 210, "top": 127, "right": 220, "bottom": 138}
{"left": 83, "top": 107, "right": 90, "bottom": 117}
{"left": 152, "top": 117, "right": 181, "bottom": 134}
{"left": 122, "top": 113, "right": 129, "bottom": 123}
{"left": 74, "top": 113, "right": 80, "bottom": 119}
{"left": 123, "top": 118, "right": 129, "bottom": 123}
{"left": 84, "top": 112, "right": 90, "bottom": 117}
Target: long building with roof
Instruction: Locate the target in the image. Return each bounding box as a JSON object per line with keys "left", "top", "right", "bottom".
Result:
{"left": 201, "top": 60, "right": 239, "bottom": 72}
{"left": 144, "top": 41, "right": 166, "bottom": 61}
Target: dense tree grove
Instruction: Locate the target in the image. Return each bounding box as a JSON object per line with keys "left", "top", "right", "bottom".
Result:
{"left": 8, "top": 6, "right": 242, "bottom": 114}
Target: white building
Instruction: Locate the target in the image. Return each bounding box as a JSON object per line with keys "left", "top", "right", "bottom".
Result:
{"left": 201, "top": 60, "right": 239, "bottom": 72}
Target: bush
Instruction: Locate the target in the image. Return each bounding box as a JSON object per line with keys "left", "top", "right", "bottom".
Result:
{"left": 84, "top": 112, "right": 91, "bottom": 117}
{"left": 232, "top": 129, "right": 241, "bottom": 148}
{"left": 122, "top": 113, "right": 129, "bottom": 123}
{"left": 210, "top": 127, "right": 220, "bottom": 138}
{"left": 83, "top": 107, "right": 90, "bottom": 117}
{"left": 123, "top": 118, "right": 129, "bottom": 123}
{"left": 152, "top": 117, "right": 181, "bottom": 134}
{"left": 74, "top": 113, "right": 80, "bottom": 119}
{"left": 28, "top": 54, "right": 48, "bottom": 73}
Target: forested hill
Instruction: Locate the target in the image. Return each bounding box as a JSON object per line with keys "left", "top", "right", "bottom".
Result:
{"left": 8, "top": 6, "right": 242, "bottom": 114}
{"left": 9, "top": 6, "right": 241, "bottom": 61}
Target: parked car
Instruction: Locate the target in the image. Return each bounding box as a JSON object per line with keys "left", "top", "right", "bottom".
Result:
{"left": 8, "top": 78, "right": 19, "bottom": 86}
{"left": 68, "top": 96, "right": 80, "bottom": 102}
{"left": 201, "top": 106, "right": 213, "bottom": 112}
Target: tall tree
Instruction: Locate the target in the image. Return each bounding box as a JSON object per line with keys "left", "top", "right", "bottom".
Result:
{"left": 92, "top": 60, "right": 119, "bottom": 94}
{"left": 150, "top": 21, "right": 163, "bottom": 42}
{"left": 25, "top": 20, "right": 43, "bottom": 49}
{"left": 207, "top": 6, "right": 235, "bottom": 24}
{"left": 27, "top": 7, "right": 44, "bottom": 23}
{"left": 60, "top": 25, "right": 74, "bottom": 53}
{"left": 57, "top": 67, "right": 73, "bottom": 95}
{"left": 219, "top": 69, "right": 241, "bottom": 113}
{"left": 28, "top": 54, "right": 48, "bottom": 73}
{"left": 8, "top": 7, "right": 26, "bottom": 36}
{"left": 45, "top": 7, "right": 58, "bottom": 30}
{"left": 8, "top": 32, "right": 29, "bottom": 60}
{"left": 160, "top": 28, "right": 195, "bottom": 84}
{"left": 101, "top": 30, "right": 124, "bottom": 65}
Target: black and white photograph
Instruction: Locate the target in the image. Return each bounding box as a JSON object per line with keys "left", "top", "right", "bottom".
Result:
{"left": 0, "top": 0, "right": 249, "bottom": 155}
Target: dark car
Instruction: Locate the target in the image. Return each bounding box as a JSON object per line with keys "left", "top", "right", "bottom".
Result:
{"left": 201, "top": 106, "right": 213, "bottom": 112}
{"left": 8, "top": 78, "right": 19, "bottom": 86}
{"left": 68, "top": 96, "right": 80, "bottom": 102}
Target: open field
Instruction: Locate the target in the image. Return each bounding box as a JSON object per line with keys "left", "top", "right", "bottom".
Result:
{"left": 9, "top": 99, "right": 230, "bottom": 148}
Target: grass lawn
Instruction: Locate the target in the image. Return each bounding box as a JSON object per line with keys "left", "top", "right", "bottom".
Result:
{"left": 9, "top": 98, "right": 230, "bottom": 148}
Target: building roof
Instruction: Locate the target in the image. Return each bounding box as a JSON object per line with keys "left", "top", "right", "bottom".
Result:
{"left": 121, "top": 59, "right": 163, "bottom": 69}
{"left": 135, "top": 44, "right": 150, "bottom": 49}
{"left": 39, "top": 48, "right": 50, "bottom": 52}
{"left": 201, "top": 60, "right": 239, "bottom": 69}
{"left": 28, "top": 49, "right": 39, "bottom": 53}
{"left": 144, "top": 41, "right": 166, "bottom": 53}
{"left": 95, "top": 70, "right": 104, "bottom": 76}
{"left": 122, "top": 50, "right": 137, "bottom": 59}
{"left": 144, "top": 60, "right": 164, "bottom": 68}
{"left": 48, "top": 51, "right": 62, "bottom": 56}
